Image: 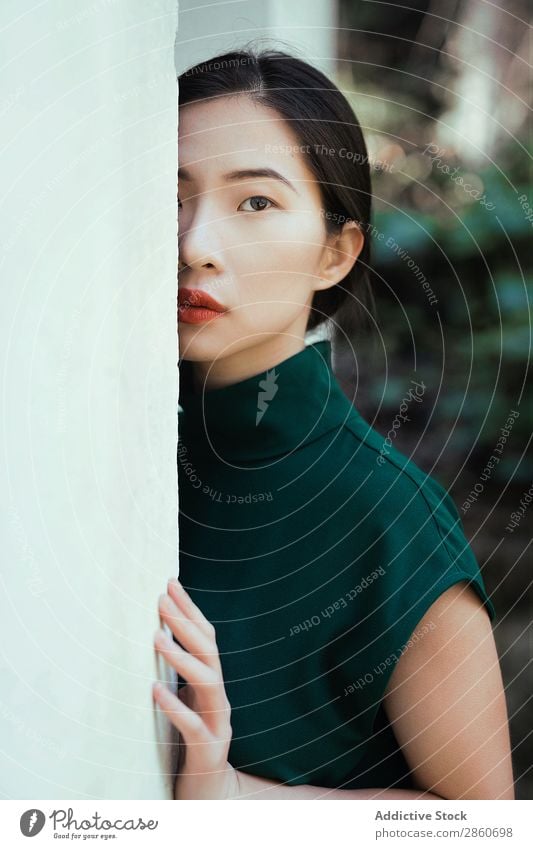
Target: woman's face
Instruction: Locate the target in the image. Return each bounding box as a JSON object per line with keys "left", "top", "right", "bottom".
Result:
{"left": 178, "top": 94, "right": 362, "bottom": 384}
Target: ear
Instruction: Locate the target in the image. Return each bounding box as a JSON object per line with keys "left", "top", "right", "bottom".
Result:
{"left": 314, "top": 220, "right": 365, "bottom": 292}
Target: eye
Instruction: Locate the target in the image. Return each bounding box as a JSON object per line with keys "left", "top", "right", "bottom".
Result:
{"left": 238, "top": 195, "right": 276, "bottom": 212}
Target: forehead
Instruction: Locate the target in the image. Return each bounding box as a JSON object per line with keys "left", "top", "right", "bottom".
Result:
{"left": 178, "top": 94, "right": 318, "bottom": 188}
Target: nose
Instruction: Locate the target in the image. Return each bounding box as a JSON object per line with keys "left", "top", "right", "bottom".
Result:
{"left": 178, "top": 202, "right": 223, "bottom": 274}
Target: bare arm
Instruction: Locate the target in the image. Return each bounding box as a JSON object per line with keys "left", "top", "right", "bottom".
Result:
{"left": 234, "top": 770, "right": 444, "bottom": 800}
{"left": 382, "top": 580, "right": 515, "bottom": 800}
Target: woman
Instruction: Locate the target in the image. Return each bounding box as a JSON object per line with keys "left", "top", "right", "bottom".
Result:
{"left": 153, "top": 47, "right": 514, "bottom": 800}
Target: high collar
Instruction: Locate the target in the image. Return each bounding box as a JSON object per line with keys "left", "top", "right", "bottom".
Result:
{"left": 178, "top": 340, "right": 356, "bottom": 463}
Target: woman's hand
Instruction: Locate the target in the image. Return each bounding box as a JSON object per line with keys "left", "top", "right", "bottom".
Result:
{"left": 152, "top": 577, "right": 240, "bottom": 800}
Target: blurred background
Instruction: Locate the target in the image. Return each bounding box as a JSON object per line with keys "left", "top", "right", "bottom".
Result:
{"left": 176, "top": 0, "right": 531, "bottom": 799}
{"left": 334, "top": 0, "right": 531, "bottom": 802}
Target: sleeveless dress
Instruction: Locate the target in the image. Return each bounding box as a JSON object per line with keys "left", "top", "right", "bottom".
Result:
{"left": 176, "top": 339, "right": 496, "bottom": 790}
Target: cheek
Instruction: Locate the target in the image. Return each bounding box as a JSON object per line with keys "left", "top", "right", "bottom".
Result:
{"left": 234, "top": 219, "right": 325, "bottom": 274}
{"left": 237, "top": 248, "right": 323, "bottom": 318}
{"left": 235, "top": 272, "right": 314, "bottom": 329}
{"left": 230, "top": 210, "right": 326, "bottom": 255}
{"left": 226, "top": 217, "right": 325, "bottom": 324}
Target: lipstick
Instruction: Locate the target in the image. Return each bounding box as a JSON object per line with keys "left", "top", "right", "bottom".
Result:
{"left": 178, "top": 288, "right": 228, "bottom": 324}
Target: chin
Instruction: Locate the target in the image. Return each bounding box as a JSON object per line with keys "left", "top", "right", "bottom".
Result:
{"left": 178, "top": 334, "right": 224, "bottom": 361}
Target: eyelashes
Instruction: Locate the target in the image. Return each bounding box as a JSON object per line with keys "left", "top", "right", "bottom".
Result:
{"left": 177, "top": 194, "right": 278, "bottom": 212}
{"left": 238, "top": 195, "right": 277, "bottom": 212}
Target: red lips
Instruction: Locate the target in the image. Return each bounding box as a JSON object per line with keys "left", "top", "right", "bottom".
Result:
{"left": 177, "top": 287, "right": 229, "bottom": 324}
{"left": 178, "top": 288, "right": 227, "bottom": 312}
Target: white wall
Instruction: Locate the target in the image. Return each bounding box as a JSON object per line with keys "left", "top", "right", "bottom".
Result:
{"left": 0, "top": 0, "right": 178, "bottom": 799}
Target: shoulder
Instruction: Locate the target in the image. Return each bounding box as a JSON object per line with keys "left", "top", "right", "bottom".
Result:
{"left": 331, "top": 409, "right": 496, "bottom": 621}
{"left": 335, "top": 407, "right": 464, "bottom": 538}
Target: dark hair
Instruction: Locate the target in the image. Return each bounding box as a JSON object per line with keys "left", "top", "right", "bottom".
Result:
{"left": 178, "top": 46, "right": 375, "bottom": 345}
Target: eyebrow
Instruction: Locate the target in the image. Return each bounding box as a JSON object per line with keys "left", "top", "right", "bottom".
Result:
{"left": 178, "top": 167, "right": 300, "bottom": 195}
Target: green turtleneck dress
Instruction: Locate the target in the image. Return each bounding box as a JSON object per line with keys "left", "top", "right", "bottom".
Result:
{"left": 177, "top": 339, "right": 496, "bottom": 791}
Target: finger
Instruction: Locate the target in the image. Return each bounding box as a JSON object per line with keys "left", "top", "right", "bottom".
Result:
{"left": 158, "top": 593, "right": 222, "bottom": 674}
{"left": 167, "top": 578, "right": 215, "bottom": 640}
{"left": 152, "top": 681, "right": 212, "bottom": 750}
{"left": 154, "top": 629, "right": 229, "bottom": 718}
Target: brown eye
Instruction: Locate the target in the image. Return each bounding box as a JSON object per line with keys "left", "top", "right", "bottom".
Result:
{"left": 239, "top": 195, "right": 276, "bottom": 212}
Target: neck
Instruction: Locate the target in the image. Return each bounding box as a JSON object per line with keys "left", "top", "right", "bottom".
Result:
{"left": 178, "top": 337, "right": 353, "bottom": 463}
{"left": 185, "top": 335, "right": 308, "bottom": 393}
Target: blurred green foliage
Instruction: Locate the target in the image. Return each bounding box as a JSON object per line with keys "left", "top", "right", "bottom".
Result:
{"left": 366, "top": 151, "right": 531, "bottom": 483}
{"left": 333, "top": 3, "right": 531, "bottom": 487}
{"left": 335, "top": 0, "right": 531, "bottom": 799}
